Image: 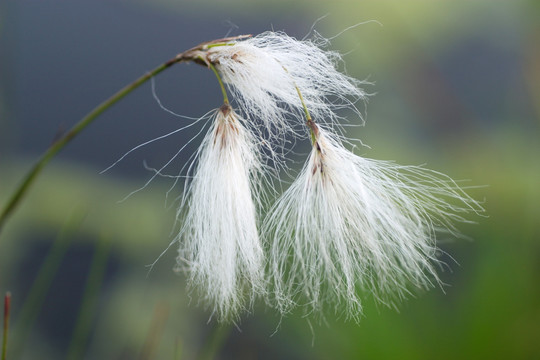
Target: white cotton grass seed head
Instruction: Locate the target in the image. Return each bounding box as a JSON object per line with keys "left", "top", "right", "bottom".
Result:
{"left": 175, "top": 104, "right": 265, "bottom": 320}
{"left": 264, "top": 126, "right": 484, "bottom": 320}
{"left": 207, "top": 31, "right": 367, "bottom": 144}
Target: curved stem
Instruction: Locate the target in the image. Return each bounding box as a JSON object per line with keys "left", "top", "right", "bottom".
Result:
{"left": 208, "top": 62, "right": 229, "bottom": 105}
{"left": 0, "top": 57, "right": 184, "bottom": 232}
{"left": 0, "top": 35, "right": 251, "bottom": 234}
{"left": 280, "top": 63, "right": 318, "bottom": 144}
{"left": 293, "top": 83, "right": 319, "bottom": 145}
{"left": 294, "top": 84, "right": 311, "bottom": 122}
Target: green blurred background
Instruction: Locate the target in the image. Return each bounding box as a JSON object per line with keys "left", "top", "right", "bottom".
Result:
{"left": 1, "top": 0, "right": 539, "bottom": 359}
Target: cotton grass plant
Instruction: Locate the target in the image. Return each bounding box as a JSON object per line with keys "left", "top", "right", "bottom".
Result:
{"left": 0, "top": 31, "right": 484, "bottom": 322}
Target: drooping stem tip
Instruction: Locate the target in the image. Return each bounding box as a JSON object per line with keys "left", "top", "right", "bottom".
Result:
{"left": 0, "top": 36, "right": 251, "bottom": 234}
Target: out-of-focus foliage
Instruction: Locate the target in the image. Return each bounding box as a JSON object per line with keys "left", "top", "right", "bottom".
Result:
{"left": 1, "top": 0, "right": 538, "bottom": 359}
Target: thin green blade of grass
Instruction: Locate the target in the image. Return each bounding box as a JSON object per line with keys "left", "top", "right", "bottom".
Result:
{"left": 196, "top": 323, "right": 233, "bottom": 360}
{"left": 175, "top": 338, "right": 183, "bottom": 360}
{"left": 137, "top": 302, "right": 170, "bottom": 360}
{"left": 11, "top": 209, "right": 86, "bottom": 359}
{"left": 2, "top": 292, "right": 11, "bottom": 360}
{"left": 66, "top": 233, "right": 112, "bottom": 360}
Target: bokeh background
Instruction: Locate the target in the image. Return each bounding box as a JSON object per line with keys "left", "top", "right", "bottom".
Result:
{"left": 1, "top": 0, "right": 539, "bottom": 359}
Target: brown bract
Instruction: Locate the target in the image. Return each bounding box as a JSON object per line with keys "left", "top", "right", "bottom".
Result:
{"left": 175, "top": 35, "right": 252, "bottom": 68}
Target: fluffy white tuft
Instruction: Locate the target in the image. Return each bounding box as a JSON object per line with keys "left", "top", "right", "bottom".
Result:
{"left": 207, "top": 32, "right": 366, "bottom": 143}
{"left": 175, "top": 105, "right": 265, "bottom": 320}
{"left": 264, "top": 127, "right": 483, "bottom": 319}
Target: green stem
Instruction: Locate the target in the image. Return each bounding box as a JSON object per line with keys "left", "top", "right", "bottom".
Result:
{"left": 294, "top": 84, "right": 311, "bottom": 121}
{"left": 280, "top": 63, "right": 318, "bottom": 144}
{"left": 0, "top": 57, "right": 184, "bottom": 233}
{"left": 0, "top": 35, "right": 250, "bottom": 234}
{"left": 208, "top": 62, "right": 229, "bottom": 104}
{"left": 293, "top": 84, "right": 319, "bottom": 145}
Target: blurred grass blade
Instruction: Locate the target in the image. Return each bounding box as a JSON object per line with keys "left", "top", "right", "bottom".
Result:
{"left": 138, "top": 302, "right": 170, "bottom": 360}
{"left": 196, "top": 323, "right": 233, "bottom": 360}
{"left": 66, "top": 234, "right": 112, "bottom": 360}
{"left": 11, "top": 210, "right": 86, "bottom": 358}
{"left": 2, "top": 292, "right": 11, "bottom": 360}
{"left": 175, "top": 338, "right": 183, "bottom": 360}
{"left": 0, "top": 56, "right": 188, "bottom": 234}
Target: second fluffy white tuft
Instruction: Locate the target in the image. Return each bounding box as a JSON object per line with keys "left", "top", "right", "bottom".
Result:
{"left": 264, "top": 127, "right": 483, "bottom": 319}
{"left": 176, "top": 105, "right": 265, "bottom": 320}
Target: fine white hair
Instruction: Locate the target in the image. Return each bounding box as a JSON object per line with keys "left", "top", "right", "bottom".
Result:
{"left": 175, "top": 105, "right": 265, "bottom": 320}
{"left": 207, "top": 31, "right": 367, "bottom": 145}
{"left": 264, "top": 127, "right": 483, "bottom": 319}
